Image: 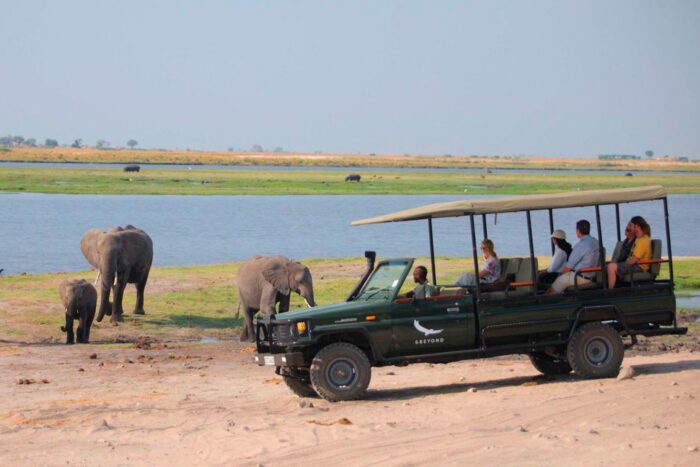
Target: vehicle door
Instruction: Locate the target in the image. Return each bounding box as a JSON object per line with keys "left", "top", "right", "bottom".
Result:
{"left": 388, "top": 294, "right": 475, "bottom": 358}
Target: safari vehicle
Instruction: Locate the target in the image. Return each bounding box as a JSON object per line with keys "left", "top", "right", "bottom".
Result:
{"left": 255, "top": 186, "right": 686, "bottom": 401}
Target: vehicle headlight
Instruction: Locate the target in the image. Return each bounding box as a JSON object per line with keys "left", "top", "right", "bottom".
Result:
{"left": 296, "top": 321, "right": 307, "bottom": 335}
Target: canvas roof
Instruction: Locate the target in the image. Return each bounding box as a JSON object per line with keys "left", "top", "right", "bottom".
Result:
{"left": 352, "top": 185, "right": 666, "bottom": 226}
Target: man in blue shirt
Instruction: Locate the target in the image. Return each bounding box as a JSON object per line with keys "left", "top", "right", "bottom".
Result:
{"left": 547, "top": 220, "right": 600, "bottom": 294}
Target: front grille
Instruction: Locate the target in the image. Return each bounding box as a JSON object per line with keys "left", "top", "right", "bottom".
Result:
{"left": 272, "top": 322, "right": 293, "bottom": 344}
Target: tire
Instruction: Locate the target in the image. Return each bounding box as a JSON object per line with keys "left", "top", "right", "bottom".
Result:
{"left": 567, "top": 322, "right": 624, "bottom": 379}
{"left": 282, "top": 369, "right": 318, "bottom": 398}
{"left": 310, "top": 343, "right": 371, "bottom": 402}
{"left": 529, "top": 351, "right": 572, "bottom": 375}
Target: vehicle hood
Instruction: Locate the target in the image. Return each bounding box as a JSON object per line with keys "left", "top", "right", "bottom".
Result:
{"left": 276, "top": 300, "right": 379, "bottom": 323}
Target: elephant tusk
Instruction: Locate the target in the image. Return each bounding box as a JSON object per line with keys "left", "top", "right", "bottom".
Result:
{"left": 94, "top": 271, "right": 101, "bottom": 286}
{"left": 304, "top": 298, "right": 312, "bottom": 308}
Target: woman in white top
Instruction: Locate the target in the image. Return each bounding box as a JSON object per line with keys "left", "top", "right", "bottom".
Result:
{"left": 456, "top": 239, "right": 501, "bottom": 287}
{"left": 539, "top": 229, "right": 573, "bottom": 286}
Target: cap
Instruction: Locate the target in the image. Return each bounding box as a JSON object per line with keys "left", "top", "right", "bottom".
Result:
{"left": 551, "top": 229, "right": 566, "bottom": 240}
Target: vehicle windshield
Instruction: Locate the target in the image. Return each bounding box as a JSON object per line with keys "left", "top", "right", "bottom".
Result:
{"left": 356, "top": 260, "right": 412, "bottom": 302}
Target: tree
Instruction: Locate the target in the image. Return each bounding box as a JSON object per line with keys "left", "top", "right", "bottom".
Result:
{"left": 645, "top": 150, "right": 654, "bottom": 159}
{"left": 12, "top": 135, "right": 25, "bottom": 146}
{"left": 0, "top": 135, "right": 12, "bottom": 146}
{"left": 71, "top": 139, "right": 83, "bottom": 148}
{"left": 44, "top": 138, "right": 59, "bottom": 147}
{"left": 250, "top": 144, "right": 263, "bottom": 152}
{"left": 274, "top": 146, "right": 284, "bottom": 153}
{"left": 96, "top": 139, "right": 110, "bottom": 149}
{"left": 25, "top": 138, "right": 37, "bottom": 147}
{"left": 127, "top": 139, "right": 138, "bottom": 148}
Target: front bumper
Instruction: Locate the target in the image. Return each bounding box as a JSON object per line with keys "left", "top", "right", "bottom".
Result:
{"left": 254, "top": 351, "right": 306, "bottom": 367}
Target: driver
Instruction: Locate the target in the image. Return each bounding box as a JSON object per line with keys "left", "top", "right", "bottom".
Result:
{"left": 399, "top": 265, "right": 434, "bottom": 299}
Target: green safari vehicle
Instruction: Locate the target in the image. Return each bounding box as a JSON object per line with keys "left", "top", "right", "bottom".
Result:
{"left": 255, "top": 186, "right": 686, "bottom": 401}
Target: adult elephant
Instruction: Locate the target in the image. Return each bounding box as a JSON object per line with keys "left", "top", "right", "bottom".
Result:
{"left": 236, "top": 256, "right": 316, "bottom": 342}
{"left": 80, "top": 225, "right": 153, "bottom": 323}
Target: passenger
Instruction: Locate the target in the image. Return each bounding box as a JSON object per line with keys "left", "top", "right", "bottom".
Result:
{"left": 538, "top": 229, "right": 572, "bottom": 286}
{"left": 546, "top": 220, "right": 600, "bottom": 295}
{"left": 455, "top": 239, "right": 501, "bottom": 287}
{"left": 399, "top": 265, "right": 434, "bottom": 299}
{"left": 607, "top": 216, "right": 652, "bottom": 288}
{"left": 616, "top": 222, "right": 637, "bottom": 263}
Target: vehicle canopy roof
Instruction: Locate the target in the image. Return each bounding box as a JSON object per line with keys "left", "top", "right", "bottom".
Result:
{"left": 352, "top": 185, "right": 666, "bottom": 225}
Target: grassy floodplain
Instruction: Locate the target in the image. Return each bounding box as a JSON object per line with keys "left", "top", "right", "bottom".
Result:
{"left": 2, "top": 166, "right": 700, "bottom": 195}
{"left": 1, "top": 147, "right": 699, "bottom": 171}
{"left": 0, "top": 257, "right": 697, "bottom": 344}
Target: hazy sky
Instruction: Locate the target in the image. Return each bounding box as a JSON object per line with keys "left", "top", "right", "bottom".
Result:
{"left": 2, "top": 1, "right": 699, "bottom": 157}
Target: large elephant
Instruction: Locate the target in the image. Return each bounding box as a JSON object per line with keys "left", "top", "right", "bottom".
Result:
{"left": 59, "top": 279, "right": 97, "bottom": 344}
{"left": 236, "top": 256, "right": 316, "bottom": 342}
{"left": 80, "top": 225, "right": 153, "bottom": 323}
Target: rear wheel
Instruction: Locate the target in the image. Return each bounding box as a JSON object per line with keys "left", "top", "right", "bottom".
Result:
{"left": 529, "top": 351, "right": 572, "bottom": 375}
{"left": 567, "top": 322, "right": 624, "bottom": 379}
{"left": 282, "top": 368, "right": 318, "bottom": 398}
{"left": 310, "top": 343, "right": 371, "bottom": 402}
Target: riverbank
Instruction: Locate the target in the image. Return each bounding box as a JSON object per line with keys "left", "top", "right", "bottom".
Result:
{"left": 2, "top": 147, "right": 699, "bottom": 172}
{"left": 0, "top": 257, "right": 697, "bottom": 346}
{"left": 2, "top": 166, "right": 700, "bottom": 195}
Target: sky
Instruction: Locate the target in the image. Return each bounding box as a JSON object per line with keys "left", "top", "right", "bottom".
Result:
{"left": 1, "top": 0, "right": 699, "bottom": 157}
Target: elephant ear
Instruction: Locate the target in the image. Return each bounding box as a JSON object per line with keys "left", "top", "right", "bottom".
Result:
{"left": 262, "top": 263, "right": 291, "bottom": 295}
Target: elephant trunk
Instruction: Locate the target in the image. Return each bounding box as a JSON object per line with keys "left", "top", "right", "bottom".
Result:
{"left": 302, "top": 287, "right": 315, "bottom": 308}
{"left": 96, "top": 266, "right": 115, "bottom": 322}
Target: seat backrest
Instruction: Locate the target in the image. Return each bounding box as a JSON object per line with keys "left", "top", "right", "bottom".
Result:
{"left": 610, "top": 241, "right": 624, "bottom": 263}
{"left": 650, "top": 239, "right": 662, "bottom": 277}
{"left": 513, "top": 257, "right": 538, "bottom": 293}
{"left": 499, "top": 257, "right": 521, "bottom": 282}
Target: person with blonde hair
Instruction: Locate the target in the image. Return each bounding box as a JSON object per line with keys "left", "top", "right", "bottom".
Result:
{"left": 456, "top": 239, "right": 501, "bottom": 287}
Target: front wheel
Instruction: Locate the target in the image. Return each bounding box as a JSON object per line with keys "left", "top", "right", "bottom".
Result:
{"left": 310, "top": 343, "right": 371, "bottom": 402}
{"left": 567, "top": 322, "right": 624, "bottom": 379}
{"left": 529, "top": 351, "right": 572, "bottom": 375}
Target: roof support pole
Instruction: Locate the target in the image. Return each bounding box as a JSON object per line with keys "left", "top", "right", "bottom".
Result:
{"left": 482, "top": 214, "right": 488, "bottom": 239}
{"left": 548, "top": 208, "right": 555, "bottom": 255}
{"left": 428, "top": 217, "right": 437, "bottom": 286}
{"left": 470, "top": 214, "right": 480, "bottom": 301}
{"left": 526, "top": 210, "right": 537, "bottom": 295}
{"left": 595, "top": 205, "right": 607, "bottom": 288}
{"left": 663, "top": 197, "right": 674, "bottom": 284}
{"left": 615, "top": 204, "right": 621, "bottom": 242}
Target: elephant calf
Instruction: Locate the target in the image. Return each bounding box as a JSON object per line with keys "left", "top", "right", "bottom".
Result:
{"left": 236, "top": 256, "right": 316, "bottom": 342}
{"left": 59, "top": 279, "right": 97, "bottom": 344}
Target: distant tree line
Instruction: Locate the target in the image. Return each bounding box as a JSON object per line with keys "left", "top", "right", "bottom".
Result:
{"left": 0, "top": 135, "right": 139, "bottom": 149}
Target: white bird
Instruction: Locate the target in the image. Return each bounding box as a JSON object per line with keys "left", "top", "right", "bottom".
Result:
{"left": 413, "top": 320, "right": 443, "bottom": 336}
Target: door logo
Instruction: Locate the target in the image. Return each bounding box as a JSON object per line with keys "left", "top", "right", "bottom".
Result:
{"left": 413, "top": 320, "right": 443, "bottom": 336}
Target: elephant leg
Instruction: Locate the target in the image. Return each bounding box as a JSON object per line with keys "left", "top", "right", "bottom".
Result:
{"left": 239, "top": 306, "right": 254, "bottom": 342}
{"left": 134, "top": 275, "right": 147, "bottom": 315}
{"left": 84, "top": 311, "right": 94, "bottom": 343}
{"left": 76, "top": 317, "right": 85, "bottom": 344}
{"left": 111, "top": 275, "right": 127, "bottom": 323}
{"left": 64, "top": 312, "right": 75, "bottom": 345}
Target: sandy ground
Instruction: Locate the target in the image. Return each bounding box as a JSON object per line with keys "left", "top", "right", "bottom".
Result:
{"left": 1, "top": 342, "right": 698, "bottom": 466}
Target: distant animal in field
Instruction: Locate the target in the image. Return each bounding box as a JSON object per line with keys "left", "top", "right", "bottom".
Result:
{"left": 124, "top": 165, "right": 141, "bottom": 172}
{"left": 625, "top": 172, "right": 633, "bottom": 177}
{"left": 59, "top": 279, "right": 97, "bottom": 344}
{"left": 80, "top": 225, "right": 153, "bottom": 323}
{"left": 236, "top": 256, "right": 316, "bottom": 342}
{"left": 345, "top": 174, "right": 361, "bottom": 182}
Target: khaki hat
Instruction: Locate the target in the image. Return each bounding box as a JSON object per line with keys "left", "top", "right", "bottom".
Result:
{"left": 551, "top": 229, "right": 566, "bottom": 240}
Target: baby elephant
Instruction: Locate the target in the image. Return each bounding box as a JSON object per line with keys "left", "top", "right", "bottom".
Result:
{"left": 59, "top": 279, "right": 97, "bottom": 344}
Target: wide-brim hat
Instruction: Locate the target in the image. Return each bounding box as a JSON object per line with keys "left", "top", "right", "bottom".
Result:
{"left": 551, "top": 229, "right": 566, "bottom": 240}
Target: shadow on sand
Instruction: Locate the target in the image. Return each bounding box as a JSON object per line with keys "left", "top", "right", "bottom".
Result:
{"left": 365, "top": 358, "right": 700, "bottom": 401}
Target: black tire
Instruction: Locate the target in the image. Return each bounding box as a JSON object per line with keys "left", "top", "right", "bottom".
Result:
{"left": 282, "top": 369, "right": 318, "bottom": 398}
{"left": 567, "top": 322, "right": 624, "bottom": 379}
{"left": 310, "top": 343, "right": 371, "bottom": 402}
{"left": 529, "top": 351, "right": 572, "bottom": 375}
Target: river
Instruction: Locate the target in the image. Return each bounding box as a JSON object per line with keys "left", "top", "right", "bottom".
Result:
{"left": 1, "top": 193, "right": 697, "bottom": 274}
